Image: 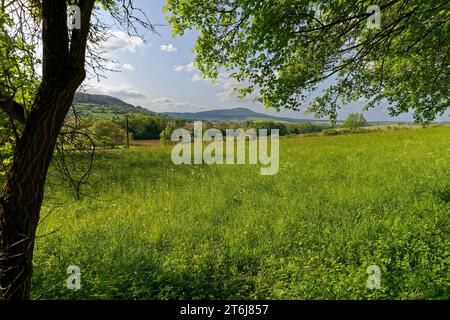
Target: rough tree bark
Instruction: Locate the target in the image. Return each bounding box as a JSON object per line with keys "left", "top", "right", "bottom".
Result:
{"left": 0, "top": 0, "right": 95, "bottom": 300}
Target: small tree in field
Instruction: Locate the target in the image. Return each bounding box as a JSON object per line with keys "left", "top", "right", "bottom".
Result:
{"left": 344, "top": 113, "right": 368, "bottom": 130}
{"left": 91, "top": 120, "right": 126, "bottom": 148}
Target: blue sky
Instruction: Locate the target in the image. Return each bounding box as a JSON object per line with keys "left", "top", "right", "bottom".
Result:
{"left": 86, "top": 0, "right": 449, "bottom": 122}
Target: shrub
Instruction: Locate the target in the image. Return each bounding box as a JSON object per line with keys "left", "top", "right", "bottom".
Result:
{"left": 343, "top": 113, "right": 368, "bottom": 130}
{"left": 127, "top": 115, "right": 168, "bottom": 140}
{"left": 323, "top": 128, "right": 353, "bottom": 136}
{"left": 160, "top": 119, "right": 186, "bottom": 144}
{"left": 287, "top": 123, "right": 327, "bottom": 135}
{"left": 90, "top": 120, "right": 126, "bottom": 148}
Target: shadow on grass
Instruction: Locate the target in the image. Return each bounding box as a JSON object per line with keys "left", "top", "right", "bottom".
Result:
{"left": 32, "top": 254, "right": 258, "bottom": 300}
{"left": 32, "top": 229, "right": 259, "bottom": 300}
{"left": 435, "top": 186, "right": 450, "bottom": 204}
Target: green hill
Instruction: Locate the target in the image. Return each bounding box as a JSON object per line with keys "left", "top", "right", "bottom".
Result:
{"left": 72, "top": 93, "right": 327, "bottom": 123}
{"left": 73, "top": 92, "right": 324, "bottom": 123}
{"left": 73, "top": 93, "right": 156, "bottom": 119}
{"left": 165, "top": 107, "right": 322, "bottom": 123}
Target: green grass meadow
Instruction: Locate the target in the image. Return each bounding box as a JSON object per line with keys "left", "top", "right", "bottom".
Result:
{"left": 31, "top": 126, "right": 450, "bottom": 299}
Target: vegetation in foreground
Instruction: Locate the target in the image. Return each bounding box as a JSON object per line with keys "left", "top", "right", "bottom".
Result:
{"left": 31, "top": 126, "right": 450, "bottom": 300}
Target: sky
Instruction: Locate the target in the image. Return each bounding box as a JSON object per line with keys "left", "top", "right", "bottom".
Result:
{"left": 86, "top": 0, "right": 449, "bottom": 122}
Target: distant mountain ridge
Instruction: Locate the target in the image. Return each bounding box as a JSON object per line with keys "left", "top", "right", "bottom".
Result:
{"left": 72, "top": 93, "right": 341, "bottom": 123}
{"left": 165, "top": 108, "right": 320, "bottom": 123}
{"left": 73, "top": 92, "right": 156, "bottom": 115}
{"left": 73, "top": 93, "right": 318, "bottom": 123}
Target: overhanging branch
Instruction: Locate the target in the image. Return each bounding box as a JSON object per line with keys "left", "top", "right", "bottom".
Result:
{"left": 69, "top": 0, "right": 96, "bottom": 73}
{"left": 0, "top": 94, "right": 26, "bottom": 124}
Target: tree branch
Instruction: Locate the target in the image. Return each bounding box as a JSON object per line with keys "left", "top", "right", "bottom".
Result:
{"left": 0, "top": 94, "right": 25, "bottom": 123}
{"left": 41, "top": 0, "right": 70, "bottom": 85}
{"left": 69, "top": 0, "right": 96, "bottom": 74}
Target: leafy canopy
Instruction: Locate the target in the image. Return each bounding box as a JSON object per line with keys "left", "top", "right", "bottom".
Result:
{"left": 0, "top": 11, "right": 38, "bottom": 174}
{"left": 165, "top": 0, "right": 449, "bottom": 122}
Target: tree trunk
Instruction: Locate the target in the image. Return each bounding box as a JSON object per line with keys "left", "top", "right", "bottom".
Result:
{"left": 0, "top": 0, "right": 95, "bottom": 299}
{"left": 0, "top": 87, "right": 80, "bottom": 300}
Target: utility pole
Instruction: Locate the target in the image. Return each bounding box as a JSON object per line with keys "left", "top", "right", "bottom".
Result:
{"left": 125, "top": 115, "right": 130, "bottom": 148}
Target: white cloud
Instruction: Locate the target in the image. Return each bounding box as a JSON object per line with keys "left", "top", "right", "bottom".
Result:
{"left": 189, "top": 73, "right": 259, "bottom": 106}
{"left": 92, "top": 83, "right": 146, "bottom": 100}
{"left": 102, "top": 31, "right": 145, "bottom": 53}
{"left": 216, "top": 74, "right": 262, "bottom": 105}
{"left": 174, "top": 62, "right": 195, "bottom": 72}
{"left": 160, "top": 44, "right": 178, "bottom": 53}
{"left": 104, "top": 61, "right": 121, "bottom": 71}
{"left": 190, "top": 74, "right": 205, "bottom": 82}
{"left": 122, "top": 63, "right": 135, "bottom": 71}
{"left": 152, "top": 97, "right": 172, "bottom": 104}
{"left": 189, "top": 72, "right": 261, "bottom": 106}
{"left": 148, "top": 97, "right": 210, "bottom": 113}
{"left": 104, "top": 62, "right": 136, "bottom": 72}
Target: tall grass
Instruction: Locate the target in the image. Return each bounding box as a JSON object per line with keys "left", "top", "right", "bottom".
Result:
{"left": 32, "top": 126, "right": 450, "bottom": 299}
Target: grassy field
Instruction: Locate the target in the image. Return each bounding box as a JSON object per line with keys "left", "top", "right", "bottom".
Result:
{"left": 31, "top": 126, "right": 450, "bottom": 299}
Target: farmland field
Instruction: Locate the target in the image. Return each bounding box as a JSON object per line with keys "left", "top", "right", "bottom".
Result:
{"left": 31, "top": 126, "right": 450, "bottom": 299}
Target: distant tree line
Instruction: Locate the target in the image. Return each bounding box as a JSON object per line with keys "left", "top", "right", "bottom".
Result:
{"left": 72, "top": 113, "right": 370, "bottom": 149}
{"left": 83, "top": 115, "right": 185, "bottom": 148}
{"left": 113, "top": 114, "right": 167, "bottom": 140}
{"left": 160, "top": 120, "right": 331, "bottom": 143}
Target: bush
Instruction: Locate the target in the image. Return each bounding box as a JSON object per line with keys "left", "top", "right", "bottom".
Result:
{"left": 126, "top": 115, "right": 168, "bottom": 140}
{"left": 250, "top": 121, "right": 288, "bottom": 136}
{"left": 160, "top": 127, "right": 174, "bottom": 144}
{"left": 90, "top": 120, "right": 126, "bottom": 148}
{"left": 287, "top": 123, "right": 327, "bottom": 135}
{"left": 160, "top": 119, "right": 186, "bottom": 144}
{"left": 323, "top": 128, "right": 353, "bottom": 136}
{"left": 343, "top": 113, "right": 368, "bottom": 130}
